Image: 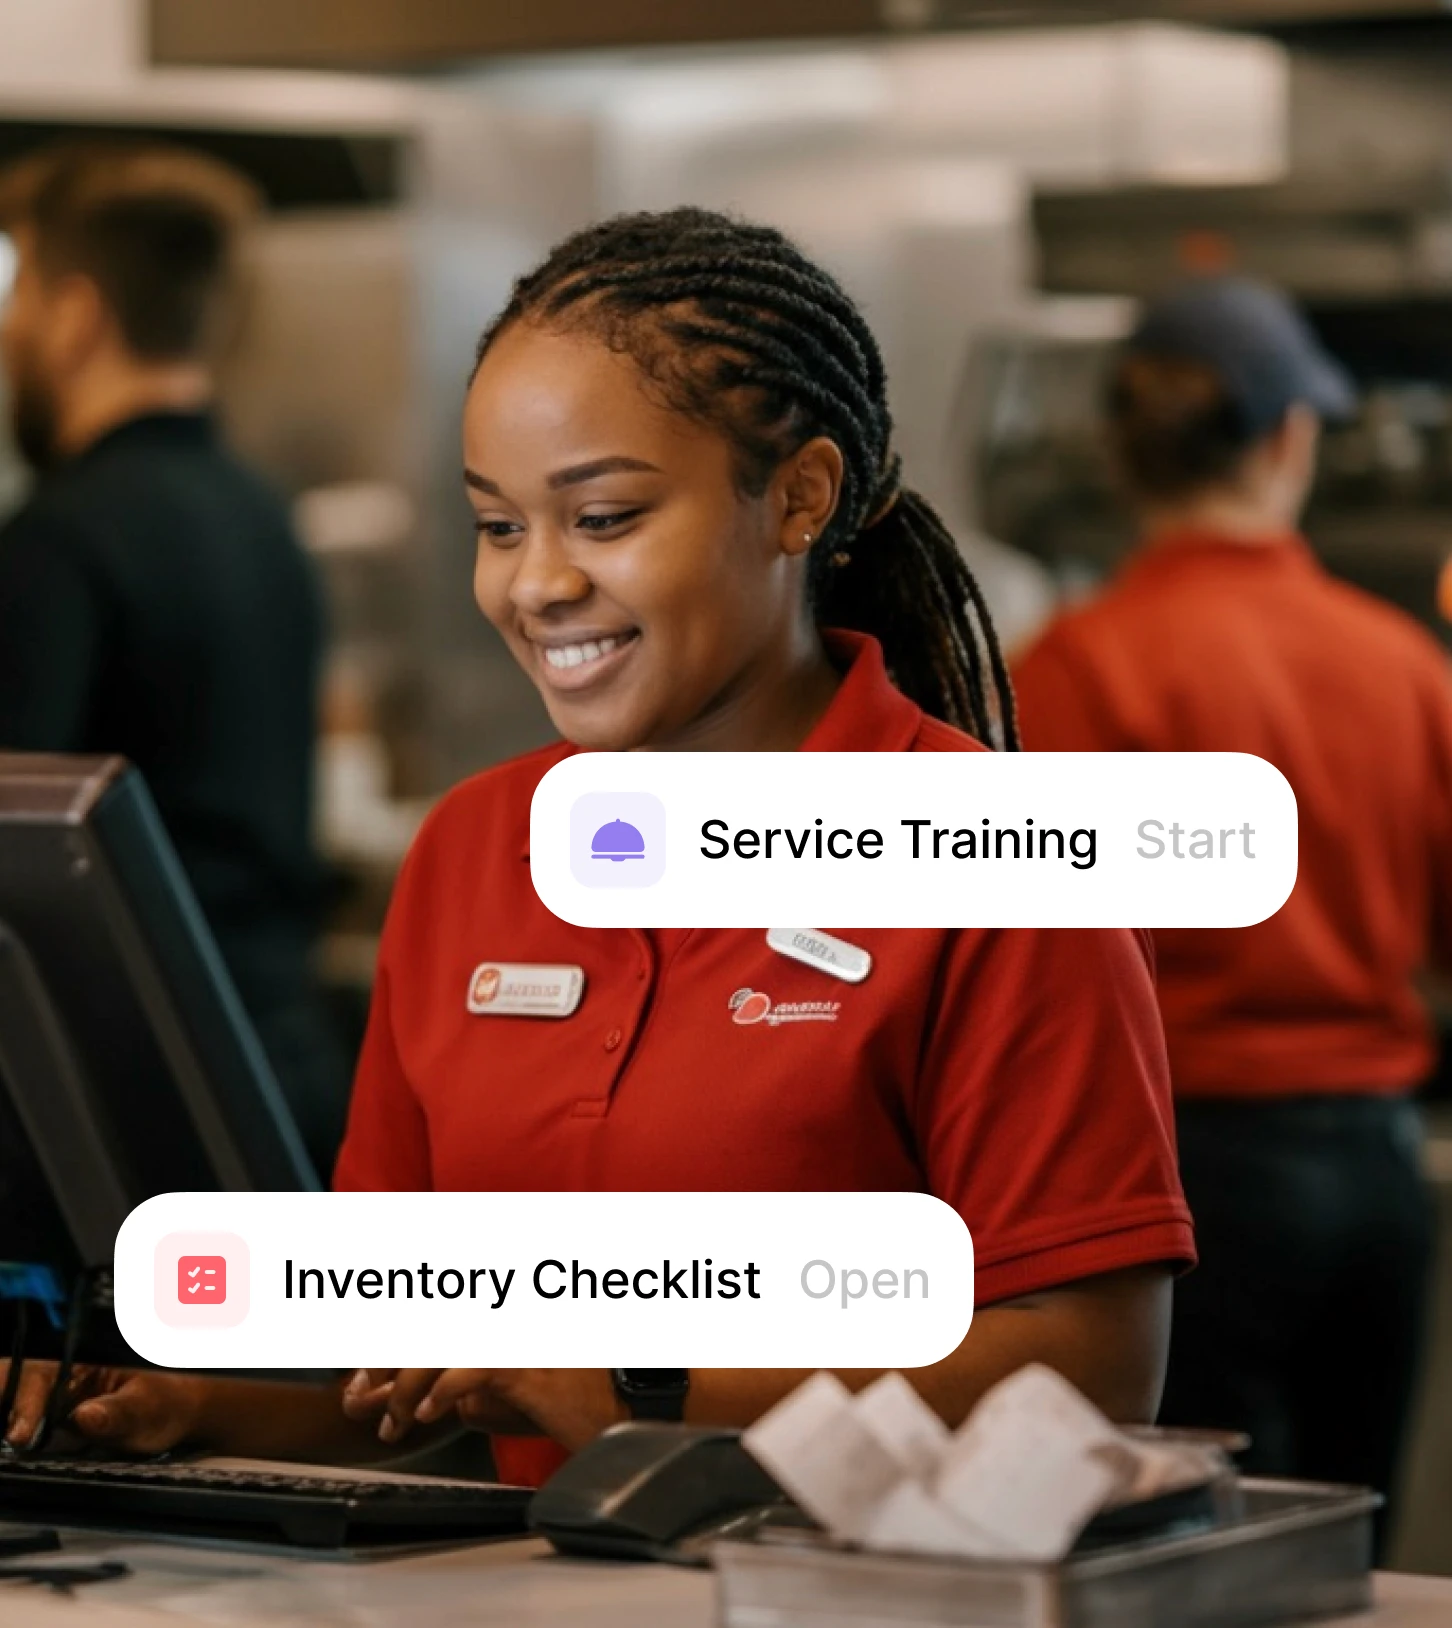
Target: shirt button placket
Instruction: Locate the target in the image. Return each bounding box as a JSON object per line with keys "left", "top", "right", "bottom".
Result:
{"left": 571, "top": 930, "right": 656, "bottom": 1118}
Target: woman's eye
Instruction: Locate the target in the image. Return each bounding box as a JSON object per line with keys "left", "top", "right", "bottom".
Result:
{"left": 474, "top": 519, "right": 523, "bottom": 542}
{"left": 577, "top": 508, "right": 645, "bottom": 533}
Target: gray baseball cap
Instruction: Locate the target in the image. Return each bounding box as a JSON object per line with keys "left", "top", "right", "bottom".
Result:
{"left": 1126, "top": 276, "right": 1357, "bottom": 437}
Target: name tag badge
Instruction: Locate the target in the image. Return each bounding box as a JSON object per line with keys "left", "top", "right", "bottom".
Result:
{"left": 766, "top": 929, "right": 872, "bottom": 985}
{"left": 467, "top": 962, "right": 585, "bottom": 1018}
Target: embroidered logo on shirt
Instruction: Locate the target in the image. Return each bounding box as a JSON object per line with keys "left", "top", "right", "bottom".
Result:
{"left": 728, "top": 987, "right": 840, "bottom": 1027}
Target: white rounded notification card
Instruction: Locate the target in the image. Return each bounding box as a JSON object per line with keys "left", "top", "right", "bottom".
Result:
{"left": 530, "top": 751, "right": 1297, "bottom": 928}
{"left": 115, "top": 1191, "right": 973, "bottom": 1369}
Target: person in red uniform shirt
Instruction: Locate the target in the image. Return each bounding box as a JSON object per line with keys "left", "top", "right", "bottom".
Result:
{"left": 3, "top": 210, "right": 1191, "bottom": 1473}
{"left": 1014, "top": 276, "right": 1448, "bottom": 1524}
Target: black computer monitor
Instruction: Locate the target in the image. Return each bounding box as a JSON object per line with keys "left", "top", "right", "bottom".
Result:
{"left": 0, "top": 753, "right": 320, "bottom": 1291}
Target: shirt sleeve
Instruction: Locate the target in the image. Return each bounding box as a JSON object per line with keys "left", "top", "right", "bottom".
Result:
{"left": 0, "top": 507, "right": 105, "bottom": 749}
{"left": 1420, "top": 654, "right": 1452, "bottom": 976}
{"left": 1012, "top": 630, "right": 1120, "bottom": 753}
{"left": 332, "top": 953, "right": 433, "bottom": 1192}
{"left": 915, "top": 927, "right": 1194, "bottom": 1306}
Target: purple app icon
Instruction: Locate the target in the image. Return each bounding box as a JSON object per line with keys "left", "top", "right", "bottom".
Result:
{"left": 592, "top": 818, "right": 646, "bottom": 862}
{"left": 571, "top": 794, "right": 665, "bottom": 888}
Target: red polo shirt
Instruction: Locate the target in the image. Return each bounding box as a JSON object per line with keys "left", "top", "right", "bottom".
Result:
{"left": 1013, "top": 532, "right": 1452, "bottom": 1099}
{"left": 335, "top": 631, "right": 1193, "bottom": 1480}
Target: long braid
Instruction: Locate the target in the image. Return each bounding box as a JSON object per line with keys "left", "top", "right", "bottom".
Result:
{"left": 476, "top": 207, "right": 1020, "bottom": 750}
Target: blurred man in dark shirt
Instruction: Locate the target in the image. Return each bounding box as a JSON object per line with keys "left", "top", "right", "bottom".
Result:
{"left": 0, "top": 143, "right": 345, "bottom": 1171}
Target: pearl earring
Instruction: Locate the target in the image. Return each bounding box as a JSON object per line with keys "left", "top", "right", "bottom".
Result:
{"left": 803, "top": 531, "right": 814, "bottom": 544}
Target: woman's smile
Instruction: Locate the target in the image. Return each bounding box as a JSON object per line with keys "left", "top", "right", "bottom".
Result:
{"left": 530, "top": 627, "right": 641, "bottom": 692}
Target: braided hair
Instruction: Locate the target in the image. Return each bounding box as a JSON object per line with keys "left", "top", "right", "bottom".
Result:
{"left": 474, "top": 207, "right": 1019, "bottom": 750}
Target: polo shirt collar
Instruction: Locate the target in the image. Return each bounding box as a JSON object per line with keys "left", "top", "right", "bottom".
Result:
{"left": 802, "top": 630, "right": 923, "bottom": 753}
{"left": 1121, "top": 528, "right": 1318, "bottom": 587}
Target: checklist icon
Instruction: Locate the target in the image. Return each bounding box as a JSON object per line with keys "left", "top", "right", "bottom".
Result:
{"left": 178, "top": 1255, "right": 227, "bottom": 1303}
{"left": 157, "top": 1235, "right": 247, "bottom": 1326}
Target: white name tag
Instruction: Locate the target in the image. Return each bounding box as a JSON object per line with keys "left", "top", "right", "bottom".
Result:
{"left": 766, "top": 929, "right": 872, "bottom": 985}
{"left": 467, "top": 962, "right": 585, "bottom": 1018}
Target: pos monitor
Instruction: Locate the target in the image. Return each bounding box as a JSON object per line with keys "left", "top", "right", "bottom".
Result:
{"left": 0, "top": 753, "right": 320, "bottom": 1299}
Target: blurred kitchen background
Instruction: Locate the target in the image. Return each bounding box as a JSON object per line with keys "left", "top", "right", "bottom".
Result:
{"left": 3, "top": 0, "right": 1452, "bottom": 1567}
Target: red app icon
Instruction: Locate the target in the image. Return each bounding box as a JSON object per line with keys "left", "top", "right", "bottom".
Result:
{"left": 177, "top": 1255, "right": 227, "bottom": 1304}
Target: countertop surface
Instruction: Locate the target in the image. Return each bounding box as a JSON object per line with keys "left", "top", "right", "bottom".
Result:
{"left": 2, "top": 1528, "right": 1450, "bottom": 1627}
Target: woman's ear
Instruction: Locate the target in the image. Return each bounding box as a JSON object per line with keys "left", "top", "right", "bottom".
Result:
{"left": 46, "top": 272, "right": 110, "bottom": 379}
{"left": 776, "top": 436, "right": 844, "bottom": 558}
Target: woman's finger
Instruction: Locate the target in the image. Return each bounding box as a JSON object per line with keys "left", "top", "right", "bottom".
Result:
{"left": 3, "top": 1360, "right": 60, "bottom": 1446}
{"left": 346, "top": 1368, "right": 397, "bottom": 1395}
{"left": 378, "top": 1369, "right": 443, "bottom": 1443}
{"left": 3, "top": 1361, "right": 112, "bottom": 1446}
{"left": 340, "top": 1368, "right": 397, "bottom": 1418}
{"left": 70, "top": 1374, "right": 200, "bottom": 1455}
{"left": 414, "top": 1369, "right": 492, "bottom": 1424}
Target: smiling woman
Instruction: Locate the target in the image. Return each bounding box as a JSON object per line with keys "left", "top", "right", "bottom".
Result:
{"left": 462, "top": 210, "right": 1016, "bottom": 755}
{"left": 462, "top": 328, "right": 831, "bottom": 751}
{"left": 2, "top": 210, "right": 1193, "bottom": 1495}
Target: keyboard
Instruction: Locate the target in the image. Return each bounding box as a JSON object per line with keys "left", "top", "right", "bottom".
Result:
{"left": 0, "top": 1454, "right": 534, "bottom": 1550}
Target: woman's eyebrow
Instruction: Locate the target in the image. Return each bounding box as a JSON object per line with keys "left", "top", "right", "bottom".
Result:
{"left": 463, "top": 456, "right": 662, "bottom": 497}
{"left": 547, "top": 456, "right": 661, "bottom": 490}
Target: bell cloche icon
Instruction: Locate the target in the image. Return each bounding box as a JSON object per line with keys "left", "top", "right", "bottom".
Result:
{"left": 591, "top": 818, "right": 646, "bottom": 863}
{"left": 571, "top": 792, "right": 664, "bottom": 889}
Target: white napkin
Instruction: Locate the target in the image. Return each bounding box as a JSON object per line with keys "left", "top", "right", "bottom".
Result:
{"left": 744, "top": 1363, "right": 1223, "bottom": 1563}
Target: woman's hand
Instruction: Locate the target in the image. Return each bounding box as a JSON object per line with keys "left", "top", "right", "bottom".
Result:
{"left": 342, "top": 1368, "right": 624, "bottom": 1451}
{"left": 3, "top": 1361, "right": 208, "bottom": 1455}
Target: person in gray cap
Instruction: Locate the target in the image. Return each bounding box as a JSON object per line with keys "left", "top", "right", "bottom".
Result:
{"left": 1014, "top": 275, "right": 1450, "bottom": 1548}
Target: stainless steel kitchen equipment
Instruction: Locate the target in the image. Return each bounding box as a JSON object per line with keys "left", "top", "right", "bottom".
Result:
{"left": 714, "top": 1479, "right": 1379, "bottom": 1628}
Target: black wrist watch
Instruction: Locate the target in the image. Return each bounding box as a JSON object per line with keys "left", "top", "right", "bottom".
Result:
{"left": 612, "top": 1369, "right": 690, "bottom": 1422}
